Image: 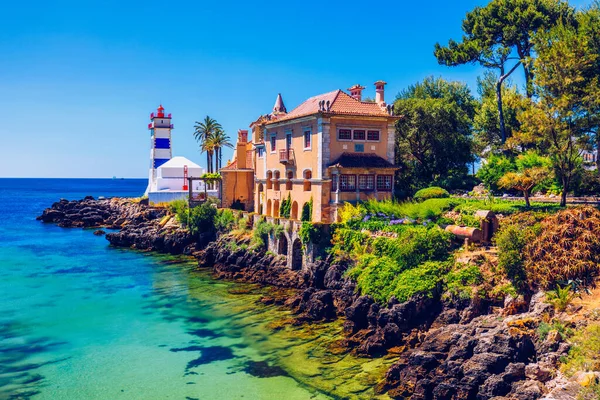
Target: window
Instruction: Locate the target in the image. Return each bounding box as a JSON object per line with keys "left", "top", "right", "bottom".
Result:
{"left": 359, "top": 175, "right": 374, "bottom": 191}
{"left": 367, "top": 130, "right": 380, "bottom": 141}
{"left": 338, "top": 129, "right": 351, "bottom": 140}
{"left": 286, "top": 170, "right": 293, "bottom": 190}
{"left": 257, "top": 147, "right": 265, "bottom": 158}
{"left": 304, "top": 130, "right": 311, "bottom": 149}
{"left": 303, "top": 170, "right": 312, "bottom": 191}
{"left": 270, "top": 134, "right": 277, "bottom": 152}
{"left": 266, "top": 171, "right": 273, "bottom": 190}
{"left": 274, "top": 171, "right": 280, "bottom": 191}
{"left": 340, "top": 174, "right": 356, "bottom": 191}
{"left": 354, "top": 144, "right": 364, "bottom": 152}
{"left": 377, "top": 175, "right": 393, "bottom": 191}
{"left": 353, "top": 130, "right": 365, "bottom": 140}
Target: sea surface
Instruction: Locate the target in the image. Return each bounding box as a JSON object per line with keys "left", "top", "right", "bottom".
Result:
{"left": 0, "top": 178, "right": 395, "bottom": 400}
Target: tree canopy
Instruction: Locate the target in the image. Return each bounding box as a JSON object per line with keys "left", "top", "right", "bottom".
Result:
{"left": 394, "top": 77, "right": 476, "bottom": 197}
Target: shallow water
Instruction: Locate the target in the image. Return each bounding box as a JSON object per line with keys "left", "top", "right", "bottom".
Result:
{"left": 0, "top": 179, "right": 395, "bottom": 400}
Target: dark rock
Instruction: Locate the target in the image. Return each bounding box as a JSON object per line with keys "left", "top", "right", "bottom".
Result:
{"left": 93, "top": 230, "right": 105, "bottom": 236}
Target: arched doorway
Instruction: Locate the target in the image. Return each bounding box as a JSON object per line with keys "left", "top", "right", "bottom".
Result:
{"left": 291, "top": 239, "right": 303, "bottom": 270}
{"left": 278, "top": 234, "right": 288, "bottom": 256}
{"left": 291, "top": 201, "right": 299, "bottom": 220}
{"left": 257, "top": 183, "right": 264, "bottom": 214}
{"left": 273, "top": 200, "right": 280, "bottom": 217}
{"left": 266, "top": 199, "right": 272, "bottom": 217}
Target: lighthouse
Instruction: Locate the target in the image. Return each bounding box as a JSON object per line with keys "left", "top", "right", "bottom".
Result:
{"left": 145, "top": 105, "right": 173, "bottom": 196}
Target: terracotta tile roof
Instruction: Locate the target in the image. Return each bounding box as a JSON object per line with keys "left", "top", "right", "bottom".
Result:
{"left": 265, "top": 89, "right": 392, "bottom": 124}
{"left": 329, "top": 91, "right": 389, "bottom": 116}
{"left": 220, "top": 159, "right": 238, "bottom": 171}
{"left": 328, "top": 152, "right": 397, "bottom": 169}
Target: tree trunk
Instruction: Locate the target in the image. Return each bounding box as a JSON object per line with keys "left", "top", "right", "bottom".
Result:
{"left": 561, "top": 176, "right": 568, "bottom": 207}
{"left": 206, "top": 153, "right": 211, "bottom": 174}
{"left": 523, "top": 190, "right": 530, "bottom": 208}
{"left": 496, "top": 80, "right": 507, "bottom": 144}
{"left": 497, "top": 62, "right": 522, "bottom": 144}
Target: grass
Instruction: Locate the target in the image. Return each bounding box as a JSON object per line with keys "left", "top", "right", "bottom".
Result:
{"left": 561, "top": 323, "right": 600, "bottom": 376}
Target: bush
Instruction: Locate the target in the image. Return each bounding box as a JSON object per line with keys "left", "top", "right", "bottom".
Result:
{"left": 525, "top": 207, "right": 600, "bottom": 289}
{"left": 168, "top": 199, "right": 189, "bottom": 225}
{"left": 280, "top": 194, "right": 292, "bottom": 219}
{"left": 445, "top": 264, "right": 484, "bottom": 300}
{"left": 477, "top": 154, "right": 516, "bottom": 192}
{"left": 301, "top": 197, "right": 313, "bottom": 222}
{"left": 546, "top": 285, "right": 576, "bottom": 312}
{"left": 348, "top": 257, "right": 450, "bottom": 303}
{"left": 414, "top": 186, "right": 450, "bottom": 201}
{"left": 344, "top": 226, "right": 453, "bottom": 303}
{"left": 495, "top": 224, "right": 529, "bottom": 291}
{"left": 561, "top": 323, "right": 600, "bottom": 376}
{"left": 188, "top": 203, "right": 217, "bottom": 237}
{"left": 214, "top": 209, "right": 236, "bottom": 233}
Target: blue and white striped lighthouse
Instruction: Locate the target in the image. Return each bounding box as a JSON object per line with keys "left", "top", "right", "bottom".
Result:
{"left": 145, "top": 105, "right": 173, "bottom": 196}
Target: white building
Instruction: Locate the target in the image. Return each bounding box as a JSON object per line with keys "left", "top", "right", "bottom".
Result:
{"left": 144, "top": 105, "right": 218, "bottom": 204}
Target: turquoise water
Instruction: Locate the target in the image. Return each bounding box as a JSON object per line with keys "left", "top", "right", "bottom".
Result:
{"left": 0, "top": 179, "right": 394, "bottom": 400}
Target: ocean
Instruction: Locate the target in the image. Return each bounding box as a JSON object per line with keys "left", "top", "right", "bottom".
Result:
{"left": 0, "top": 179, "right": 392, "bottom": 400}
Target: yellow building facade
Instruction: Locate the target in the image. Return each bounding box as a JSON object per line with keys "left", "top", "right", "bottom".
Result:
{"left": 250, "top": 82, "right": 399, "bottom": 223}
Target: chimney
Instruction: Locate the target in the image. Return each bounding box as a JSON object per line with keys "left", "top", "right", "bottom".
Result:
{"left": 348, "top": 84, "right": 365, "bottom": 101}
{"left": 238, "top": 129, "right": 248, "bottom": 144}
{"left": 374, "top": 81, "right": 387, "bottom": 106}
{"left": 236, "top": 130, "right": 249, "bottom": 168}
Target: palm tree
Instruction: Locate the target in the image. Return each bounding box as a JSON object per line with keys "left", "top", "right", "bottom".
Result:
{"left": 193, "top": 116, "right": 223, "bottom": 173}
{"left": 210, "top": 129, "right": 234, "bottom": 171}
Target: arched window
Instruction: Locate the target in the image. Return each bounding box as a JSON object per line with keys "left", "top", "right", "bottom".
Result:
{"left": 286, "top": 170, "right": 293, "bottom": 190}
{"left": 274, "top": 171, "right": 281, "bottom": 191}
{"left": 303, "top": 170, "right": 312, "bottom": 191}
{"left": 266, "top": 171, "right": 273, "bottom": 190}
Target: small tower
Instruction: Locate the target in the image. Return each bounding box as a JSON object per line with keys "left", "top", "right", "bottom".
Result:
{"left": 145, "top": 105, "right": 173, "bottom": 196}
{"left": 273, "top": 93, "right": 287, "bottom": 114}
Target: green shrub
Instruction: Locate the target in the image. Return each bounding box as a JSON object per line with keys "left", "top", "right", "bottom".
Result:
{"left": 214, "top": 209, "right": 236, "bottom": 233}
{"left": 495, "top": 224, "right": 529, "bottom": 290}
{"left": 299, "top": 222, "right": 323, "bottom": 246}
{"left": 280, "top": 194, "right": 292, "bottom": 219}
{"left": 538, "top": 320, "right": 573, "bottom": 341}
{"left": 445, "top": 264, "right": 484, "bottom": 300}
{"left": 188, "top": 203, "right": 217, "bottom": 237}
{"left": 168, "top": 199, "right": 189, "bottom": 225}
{"left": 561, "top": 323, "right": 600, "bottom": 376}
{"left": 349, "top": 257, "right": 450, "bottom": 303}
{"left": 476, "top": 154, "right": 516, "bottom": 192}
{"left": 414, "top": 186, "right": 450, "bottom": 201}
{"left": 301, "top": 197, "right": 313, "bottom": 222}
{"left": 344, "top": 226, "right": 453, "bottom": 303}
{"left": 546, "top": 285, "right": 576, "bottom": 312}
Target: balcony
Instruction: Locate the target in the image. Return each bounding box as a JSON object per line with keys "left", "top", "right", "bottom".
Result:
{"left": 279, "top": 148, "right": 294, "bottom": 164}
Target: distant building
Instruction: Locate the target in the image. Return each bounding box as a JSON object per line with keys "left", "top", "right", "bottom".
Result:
{"left": 582, "top": 150, "right": 598, "bottom": 170}
{"left": 249, "top": 81, "right": 400, "bottom": 223}
{"left": 144, "top": 105, "right": 209, "bottom": 203}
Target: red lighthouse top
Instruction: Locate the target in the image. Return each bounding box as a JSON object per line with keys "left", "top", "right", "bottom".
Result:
{"left": 150, "top": 104, "right": 171, "bottom": 121}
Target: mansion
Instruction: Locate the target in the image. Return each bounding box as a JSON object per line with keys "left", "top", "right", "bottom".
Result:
{"left": 220, "top": 81, "right": 400, "bottom": 223}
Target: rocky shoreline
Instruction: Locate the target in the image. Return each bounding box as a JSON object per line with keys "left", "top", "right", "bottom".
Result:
{"left": 38, "top": 197, "right": 586, "bottom": 400}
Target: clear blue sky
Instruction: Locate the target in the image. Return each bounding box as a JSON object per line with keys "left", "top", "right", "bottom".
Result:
{"left": 0, "top": 0, "right": 592, "bottom": 178}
